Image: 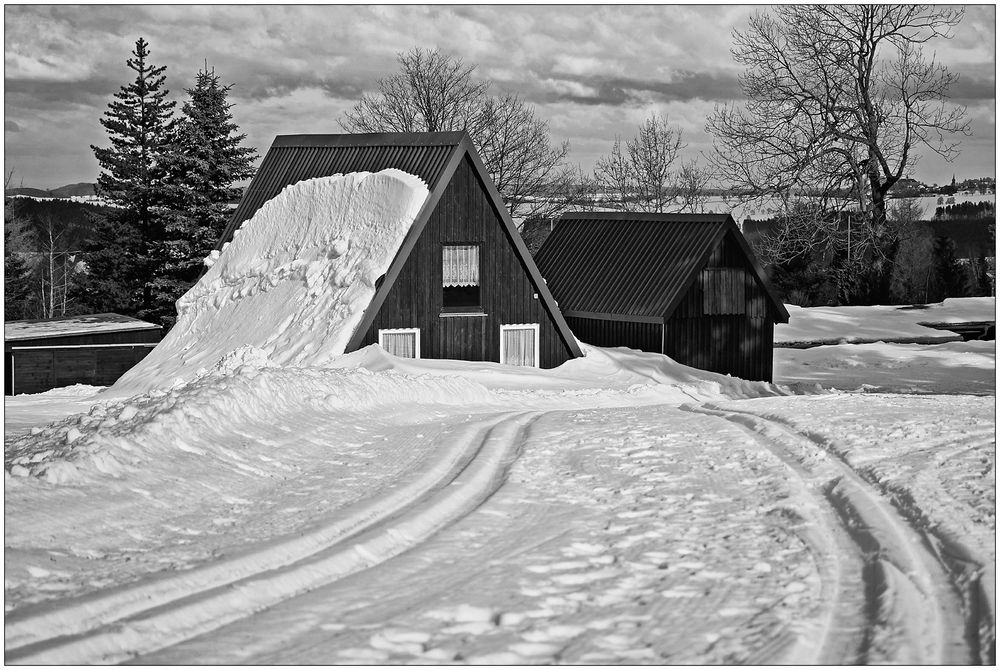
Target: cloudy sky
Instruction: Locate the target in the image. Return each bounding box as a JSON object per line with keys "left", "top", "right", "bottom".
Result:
{"left": 4, "top": 4, "right": 996, "bottom": 190}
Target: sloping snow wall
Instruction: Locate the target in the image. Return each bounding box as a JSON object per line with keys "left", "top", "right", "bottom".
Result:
{"left": 111, "top": 169, "right": 430, "bottom": 397}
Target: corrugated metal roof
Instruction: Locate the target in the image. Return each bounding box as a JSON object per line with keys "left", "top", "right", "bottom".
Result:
{"left": 535, "top": 212, "right": 787, "bottom": 322}
{"left": 219, "top": 132, "right": 464, "bottom": 247}
{"left": 5, "top": 313, "right": 161, "bottom": 342}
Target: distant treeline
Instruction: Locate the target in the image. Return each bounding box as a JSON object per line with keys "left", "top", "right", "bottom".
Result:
{"left": 934, "top": 200, "right": 995, "bottom": 221}
{"left": 743, "top": 214, "right": 994, "bottom": 306}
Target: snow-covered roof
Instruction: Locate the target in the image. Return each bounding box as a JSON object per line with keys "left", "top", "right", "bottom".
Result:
{"left": 5, "top": 313, "right": 161, "bottom": 342}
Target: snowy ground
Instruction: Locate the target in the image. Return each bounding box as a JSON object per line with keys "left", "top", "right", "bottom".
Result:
{"left": 3, "top": 172, "right": 995, "bottom": 664}
{"left": 4, "top": 337, "right": 994, "bottom": 664}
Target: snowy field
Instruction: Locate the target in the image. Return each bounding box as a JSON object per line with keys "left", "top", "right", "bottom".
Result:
{"left": 4, "top": 172, "right": 995, "bottom": 664}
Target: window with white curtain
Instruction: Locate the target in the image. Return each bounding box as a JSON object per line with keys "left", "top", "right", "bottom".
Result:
{"left": 442, "top": 244, "right": 481, "bottom": 309}
{"left": 378, "top": 328, "right": 420, "bottom": 358}
{"left": 500, "top": 323, "right": 540, "bottom": 367}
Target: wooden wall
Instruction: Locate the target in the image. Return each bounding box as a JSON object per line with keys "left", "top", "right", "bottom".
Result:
{"left": 4, "top": 327, "right": 162, "bottom": 351}
{"left": 663, "top": 232, "right": 776, "bottom": 381}
{"left": 560, "top": 231, "right": 778, "bottom": 382}
{"left": 565, "top": 316, "right": 662, "bottom": 353}
{"left": 357, "top": 155, "right": 576, "bottom": 368}
{"left": 7, "top": 345, "right": 157, "bottom": 395}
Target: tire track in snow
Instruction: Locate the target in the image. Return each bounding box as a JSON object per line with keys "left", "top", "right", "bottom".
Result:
{"left": 4, "top": 411, "right": 543, "bottom": 665}
{"left": 684, "top": 402, "right": 975, "bottom": 664}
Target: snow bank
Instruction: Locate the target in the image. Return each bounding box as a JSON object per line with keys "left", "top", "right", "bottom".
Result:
{"left": 775, "top": 297, "right": 995, "bottom": 346}
{"left": 775, "top": 340, "right": 995, "bottom": 395}
{"left": 5, "top": 347, "right": 495, "bottom": 485}
{"left": 111, "top": 170, "right": 429, "bottom": 397}
{"left": 330, "top": 342, "right": 800, "bottom": 402}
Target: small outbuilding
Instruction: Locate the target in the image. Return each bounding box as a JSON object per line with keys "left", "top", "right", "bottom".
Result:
{"left": 5, "top": 313, "right": 162, "bottom": 395}
{"left": 534, "top": 212, "right": 790, "bottom": 381}
{"left": 218, "top": 131, "right": 582, "bottom": 368}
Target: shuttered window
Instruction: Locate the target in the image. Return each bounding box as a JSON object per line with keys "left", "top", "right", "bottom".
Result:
{"left": 500, "top": 324, "right": 539, "bottom": 367}
{"left": 378, "top": 328, "right": 420, "bottom": 358}
{"left": 701, "top": 268, "right": 746, "bottom": 315}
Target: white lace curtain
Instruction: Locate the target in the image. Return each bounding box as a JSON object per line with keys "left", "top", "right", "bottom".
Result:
{"left": 502, "top": 327, "right": 536, "bottom": 366}
{"left": 381, "top": 331, "right": 417, "bottom": 358}
{"left": 443, "top": 245, "right": 480, "bottom": 287}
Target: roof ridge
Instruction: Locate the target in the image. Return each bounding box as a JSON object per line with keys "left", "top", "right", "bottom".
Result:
{"left": 559, "top": 211, "right": 732, "bottom": 222}
{"left": 272, "top": 131, "right": 468, "bottom": 148}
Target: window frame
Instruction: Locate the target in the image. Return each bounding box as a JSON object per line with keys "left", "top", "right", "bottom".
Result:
{"left": 499, "top": 323, "right": 540, "bottom": 368}
{"left": 441, "top": 242, "right": 483, "bottom": 313}
{"left": 377, "top": 327, "right": 421, "bottom": 359}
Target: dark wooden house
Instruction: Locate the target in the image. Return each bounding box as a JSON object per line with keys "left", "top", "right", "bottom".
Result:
{"left": 5, "top": 313, "right": 162, "bottom": 395}
{"left": 218, "top": 131, "right": 581, "bottom": 368}
{"left": 534, "top": 212, "right": 790, "bottom": 381}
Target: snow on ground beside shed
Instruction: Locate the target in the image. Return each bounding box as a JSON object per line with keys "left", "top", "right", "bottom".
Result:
{"left": 4, "top": 343, "right": 794, "bottom": 486}
{"left": 775, "top": 297, "right": 995, "bottom": 346}
{"left": 3, "top": 385, "right": 103, "bottom": 435}
{"left": 110, "top": 169, "right": 429, "bottom": 398}
{"left": 775, "top": 341, "right": 995, "bottom": 395}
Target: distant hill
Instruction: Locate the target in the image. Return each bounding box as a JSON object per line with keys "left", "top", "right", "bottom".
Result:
{"left": 5, "top": 182, "right": 96, "bottom": 198}
{"left": 52, "top": 182, "right": 96, "bottom": 197}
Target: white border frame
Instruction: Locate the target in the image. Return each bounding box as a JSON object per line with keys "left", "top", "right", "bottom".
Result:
{"left": 499, "top": 323, "right": 540, "bottom": 368}
{"left": 378, "top": 327, "right": 421, "bottom": 359}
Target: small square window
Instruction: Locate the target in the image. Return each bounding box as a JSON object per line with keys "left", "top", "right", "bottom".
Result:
{"left": 443, "top": 244, "right": 481, "bottom": 310}
{"left": 378, "top": 328, "right": 420, "bottom": 358}
{"left": 500, "top": 323, "right": 540, "bottom": 367}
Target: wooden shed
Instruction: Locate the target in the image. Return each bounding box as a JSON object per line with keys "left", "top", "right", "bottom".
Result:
{"left": 218, "top": 131, "right": 582, "bottom": 368}
{"left": 534, "top": 212, "right": 790, "bottom": 381}
{"left": 5, "top": 313, "right": 162, "bottom": 395}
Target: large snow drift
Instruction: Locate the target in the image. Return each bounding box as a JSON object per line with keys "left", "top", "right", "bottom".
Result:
{"left": 111, "top": 170, "right": 429, "bottom": 397}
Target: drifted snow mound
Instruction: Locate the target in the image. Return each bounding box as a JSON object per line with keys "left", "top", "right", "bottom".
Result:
{"left": 5, "top": 349, "right": 495, "bottom": 485}
{"left": 110, "top": 170, "right": 430, "bottom": 397}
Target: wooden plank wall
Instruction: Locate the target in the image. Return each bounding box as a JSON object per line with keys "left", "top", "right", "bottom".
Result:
{"left": 5, "top": 328, "right": 162, "bottom": 351}
{"left": 663, "top": 233, "right": 776, "bottom": 381}
{"left": 358, "top": 156, "right": 576, "bottom": 368}
{"left": 565, "top": 316, "right": 662, "bottom": 353}
{"left": 9, "top": 346, "right": 156, "bottom": 395}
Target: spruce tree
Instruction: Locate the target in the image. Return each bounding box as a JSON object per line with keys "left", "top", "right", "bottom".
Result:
{"left": 84, "top": 37, "right": 175, "bottom": 321}
{"left": 154, "top": 66, "right": 258, "bottom": 327}
{"left": 4, "top": 227, "right": 32, "bottom": 320}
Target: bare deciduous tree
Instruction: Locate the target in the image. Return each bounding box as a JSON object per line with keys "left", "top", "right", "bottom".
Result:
{"left": 707, "top": 5, "right": 969, "bottom": 300}
{"left": 342, "top": 48, "right": 489, "bottom": 134}
{"left": 341, "top": 48, "right": 573, "bottom": 220}
{"left": 593, "top": 113, "right": 685, "bottom": 213}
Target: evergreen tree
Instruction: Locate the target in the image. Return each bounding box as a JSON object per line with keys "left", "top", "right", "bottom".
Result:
{"left": 931, "top": 236, "right": 966, "bottom": 301}
{"left": 154, "top": 66, "right": 258, "bottom": 327}
{"left": 4, "top": 225, "right": 33, "bottom": 320}
{"left": 83, "top": 37, "right": 175, "bottom": 321}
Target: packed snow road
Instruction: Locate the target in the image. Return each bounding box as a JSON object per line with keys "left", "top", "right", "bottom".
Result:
{"left": 4, "top": 368, "right": 993, "bottom": 664}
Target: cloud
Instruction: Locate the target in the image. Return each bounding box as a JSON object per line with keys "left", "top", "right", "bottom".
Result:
{"left": 524, "top": 71, "right": 743, "bottom": 107}
{"left": 2, "top": 4, "right": 993, "bottom": 189}
{"left": 5, "top": 119, "right": 21, "bottom": 132}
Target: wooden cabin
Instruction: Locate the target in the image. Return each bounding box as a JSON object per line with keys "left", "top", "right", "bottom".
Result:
{"left": 218, "top": 131, "right": 582, "bottom": 368}
{"left": 5, "top": 313, "right": 162, "bottom": 395}
{"left": 534, "top": 212, "right": 790, "bottom": 381}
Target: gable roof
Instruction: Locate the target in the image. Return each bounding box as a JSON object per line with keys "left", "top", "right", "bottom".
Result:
{"left": 535, "top": 212, "right": 789, "bottom": 324}
{"left": 219, "top": 132, "right": 465, "bottom": 246}
{"left": 218, "top": 131, "right": 583, "bottom": 359}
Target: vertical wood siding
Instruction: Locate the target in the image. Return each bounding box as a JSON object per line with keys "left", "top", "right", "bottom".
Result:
{"left": 566, "top": 232, "right": 778, "bottom": 381}
{"left": 9, "top": 346, "right": 155, "bottom": 395}
{"left": 357, "top": 156, "right": 575, "bottom": 368}
{"left": 565, "top": 316, "right": 662, "bottom": 353}
{"left": 663, "top": 233, "right": 777, "bottom": 381}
